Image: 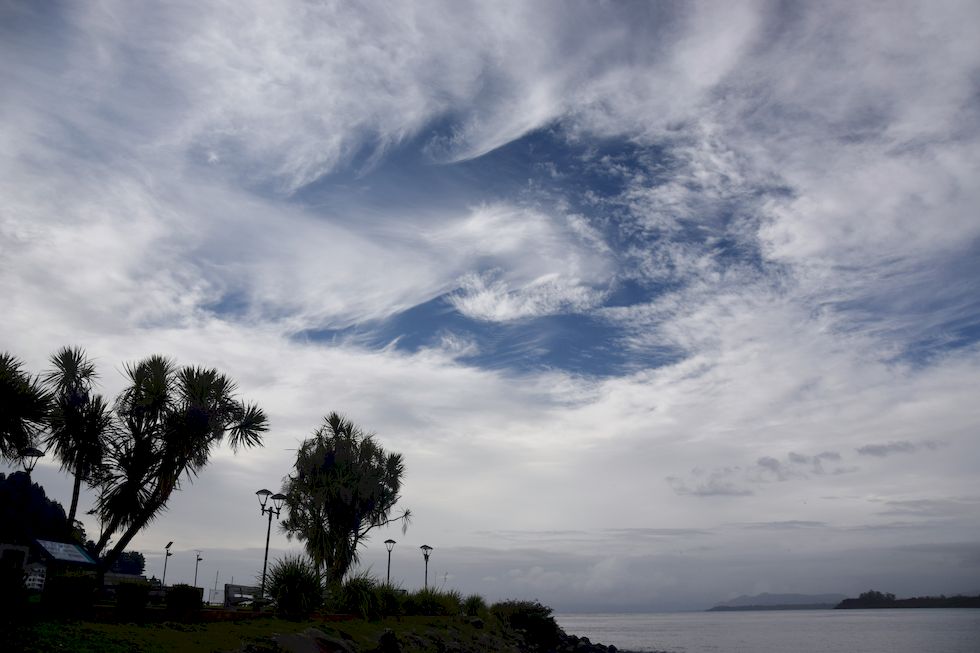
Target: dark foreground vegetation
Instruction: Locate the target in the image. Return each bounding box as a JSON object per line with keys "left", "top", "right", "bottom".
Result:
{"left": 835, "top": 590, "right": 980, "bottom": 609}
{"left": 3, "top": 593, "right": 630, "bottom": 653}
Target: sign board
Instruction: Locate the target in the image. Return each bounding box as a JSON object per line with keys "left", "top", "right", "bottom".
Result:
{"left": 224, "top": 583, "right": 261, "bottom": 607}
{"left": 36, "top": 539, "right": 96, "bottom": 565}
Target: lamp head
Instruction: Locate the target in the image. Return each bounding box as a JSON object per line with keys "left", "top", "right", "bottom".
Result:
{"left": 19, "top": 447, "right": 44, "bottom": 474}
{"left": 256, "top": 488, "right": 272, "bottom": 509}
{"left": 385, "top": 539, "right": 396, "bottom": 552}
{"left": 165, "top": 541, "right": 173, "bottom": 550}
{"left": 271, "top": 493, "right": 287, "bottom": 512}
{"left": 420, "top": 544, "right": 432, "bottom": 559}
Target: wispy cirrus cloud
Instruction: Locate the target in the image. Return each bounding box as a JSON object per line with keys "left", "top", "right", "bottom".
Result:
{"left": 3, "top": 0, "right": 980, "bottom": 612}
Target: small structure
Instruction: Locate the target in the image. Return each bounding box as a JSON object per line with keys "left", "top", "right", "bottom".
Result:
{"left": 0, "top": 544, "right": 30, "bottom": 570}
{"left": 35, "top": 539, "right": 97, "bottom": 571}
{"left": 31, "top": 538, "right": 97, "bottom": 591}
{"left": 224, "top": 583, "right": 262, "bottom": 607}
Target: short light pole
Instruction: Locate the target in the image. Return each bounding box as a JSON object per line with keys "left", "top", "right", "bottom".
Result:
{"left": 384, "top": 539, "right": 396, "bottom": 585}
{"left": 420, "top": 545, "right": 432, "bottom": 590}
{"left": 194, "top": 551, "right": 204, "bottom": 587}
{"left": 19, "top": 446, "right": 44, "bottom": 481}
{"left": 256, "top": 488, "right": 287, "bottom": 599}
{"left": 162, "top": 541, "right": 174, "bottom": 587}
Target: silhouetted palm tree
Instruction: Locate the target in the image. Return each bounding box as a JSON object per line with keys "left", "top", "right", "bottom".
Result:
{"left": 281, "top": 412, "right": 410, "bottom": 584}
{"left": 0, "top": 352, "right": 51, "bottom": 463}
{"left": 42, "top": 346, "right": 113, "bottom": 528}
{"left": 94, "top": 355, "right": 268, "bottom": 571}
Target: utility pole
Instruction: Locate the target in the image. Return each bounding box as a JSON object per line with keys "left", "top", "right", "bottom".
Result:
{"left": 194, "top": 551, "right": 204, "bottom": 587}
{"left": 162, "top": 541, "right": 173, "bottom": 587}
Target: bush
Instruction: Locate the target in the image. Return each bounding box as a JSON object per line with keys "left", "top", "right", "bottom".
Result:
{"left": 338, "top": 572, "right": 381, "bottom": 620}
{"left": 375, "top": 582, "right": 405, "bottom": 618}
{"left": 0, "top": 564, "right": 28, "bottom": 623}
{"left": 115, "top": 581, "right": 150, "bottom": 622}
{"left": 463, "top": 593, "right": 487, "bottom": 617}
{"left": 265, "top": 554, "right": 322, "bottom": 620}
{"left": 491, "top": 599, "right": 561, "bottom": 652}
{"left": 403, "top": 588, "right": 462, "bottom": 616}
{"left": 42, "top": 571, "right": 96, "bottom": 618}
{"left": 165, "top": 583, "right": 202, "bottom": 621}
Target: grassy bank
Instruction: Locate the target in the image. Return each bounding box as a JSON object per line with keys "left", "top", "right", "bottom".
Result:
{"left": 7, "top": 614, "right": 528, "bottom": 653}
{"left": 4, "top": 574, "right": 624, "bottom": 652}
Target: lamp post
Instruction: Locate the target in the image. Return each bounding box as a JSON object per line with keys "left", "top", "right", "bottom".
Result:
{"left": 194, "top": 551, "right": 204, "bottom": 587}
{"left": 162, "top": 541, "right": 173, "bottom": 587}
{"left": 420, "top": 545, "right": 432, "bottom": 590}
{"left": 384, "top": 539, "right": 396, "bottom": 585}
{"left": 19, "top": 446, "right": 44, "bottom": 480}
{"left": 256, "top": 488, "right": 287, "bottom": 599}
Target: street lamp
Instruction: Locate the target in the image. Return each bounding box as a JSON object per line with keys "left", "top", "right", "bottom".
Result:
{"left": 384, "top": 539, "right": 396, "bottom": 585}
{"left": 420, "top": 545, "right": 432, "bottom": 590}
{"left": 19, "top": 446, "right": 44, "bottom": 479}
{"left": 194, "top": 551, "right": 204, "bottom": 587}
{"left": 256, "top": 488, "right": 287, "bottom": 599}
{"left": 162, "top": 541, "right": 174, "bottom": 587}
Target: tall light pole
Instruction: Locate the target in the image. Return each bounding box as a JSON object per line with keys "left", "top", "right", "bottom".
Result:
{"left": 194, "top": 551, "right": 204, "bottom": 587}
{"left": 162, "top": 541, "right": 173, "bottom": 587}
{"left": 384, "top": 539, "right": 396, "bottom": 585}
{"left": 420, "top": 545, "right": 432, "bottom": 590}
{"left": 19, "top": 447, "right": 44, "bottom": 481}
{"left": 256, "top": 488, "right": 287, "bottom": 599}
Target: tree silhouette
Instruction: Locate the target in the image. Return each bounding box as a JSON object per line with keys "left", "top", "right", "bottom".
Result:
{"left": 0, "top": 471, "right": 73, "bottom": 544}
{"left": 42, "top": 347, "right": 113, "bottom": 528}
{"left": 93, "top": 355, "right": 268, "bottom": 572}
{"left": 0, "top": 353, "right": 51, "bottom": 463}
{"left": 280, "top": 412, "right": 410, "bottom": 584}
{"left": 111, "top": 550, "right": 146, "bottom": 576}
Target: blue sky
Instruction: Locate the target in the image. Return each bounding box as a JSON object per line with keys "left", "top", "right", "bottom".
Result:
{"left": 2, "top": 0, "right": 979, "bottom": 610}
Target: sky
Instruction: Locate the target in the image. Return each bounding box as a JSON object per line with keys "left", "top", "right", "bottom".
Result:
{"left": 2, "top": 0, "right": 979, "bottom": 612}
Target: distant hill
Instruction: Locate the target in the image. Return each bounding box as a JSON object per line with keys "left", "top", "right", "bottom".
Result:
{"left": 836, "top": 590, "right": 980, "bottom": 609}
{"left": 708, "top": 593, "right": 846, "bottom": 612}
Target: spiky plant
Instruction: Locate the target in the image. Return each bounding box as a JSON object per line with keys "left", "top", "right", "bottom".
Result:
{"left": 265, "top": 554, "right": 322, "bottom": 620}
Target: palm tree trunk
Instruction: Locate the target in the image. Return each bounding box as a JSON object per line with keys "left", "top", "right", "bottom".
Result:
{"left": 99, "top": 486, "right": 170, "bottom": 572}
{"left": 67, "top": 468, "right": 82, "bottom": 528}
{"left": 99, "top": 512, "right": 145, "bottom": 573}
{"left": 94, "top": 513, "right": 123, "bottom": 554}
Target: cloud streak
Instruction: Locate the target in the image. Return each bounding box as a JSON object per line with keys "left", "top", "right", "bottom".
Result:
{"left": 856, "top": 440, "right": 945, "bottom": 458}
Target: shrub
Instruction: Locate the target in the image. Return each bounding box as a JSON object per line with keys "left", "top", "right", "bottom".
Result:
{"left": 375, "top": 583, "right": 405, "bottom": 618}
{"left": 490, "top": 599, "right": 561, "bottom": 652}
{"left": 444, "top": 589, "right": 463, "bottom": 614}
{"left": 463, "top": 593, "right": 487, "bottom": 617}
{"left": 403, "top": 588, "right": 462, "bottom": 616}
{"left": 0, "top": 564, "right": 28, "bottom": 623}
{"left": 265, "top": 554, "right": 322, "bottom": 620}
{"left": 42, "top": 571, "right": 96, "bottom": 618}
{"left": 165, "top": 583, "right": 202, "bottom": 621}
{"left": 115, "top": 581, "right": 150, "bottom": 622}
{"left": 339, "top": 572, "right": 381, "bottom": 620}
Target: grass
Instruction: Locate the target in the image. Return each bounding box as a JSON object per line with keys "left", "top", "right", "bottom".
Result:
{"left": 7, "top": 614, "right": 523, "bottom": 653}
{"left": 5, "top": 577, "right": 554, "bottom": 652}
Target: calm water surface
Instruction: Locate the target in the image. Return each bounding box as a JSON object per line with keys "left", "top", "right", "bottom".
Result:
{"left": 555, "top": 609, "right": 980, "bottom": 653}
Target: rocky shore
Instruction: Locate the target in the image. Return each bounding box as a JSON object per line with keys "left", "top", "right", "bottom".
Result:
{"left": 258, "top": 617, "right": 647, "bottom": 653}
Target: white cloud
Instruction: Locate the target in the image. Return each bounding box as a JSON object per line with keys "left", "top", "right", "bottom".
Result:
{"left": 450, "top": 272, "right": 605, "bottom": 322}
{"left": 2, "top": 0, "right": 980, "bottom": 611}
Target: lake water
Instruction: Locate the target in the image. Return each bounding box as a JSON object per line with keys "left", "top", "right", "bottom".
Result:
{"left": 555, "top": 609, "right": 980, "bottom": 653}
